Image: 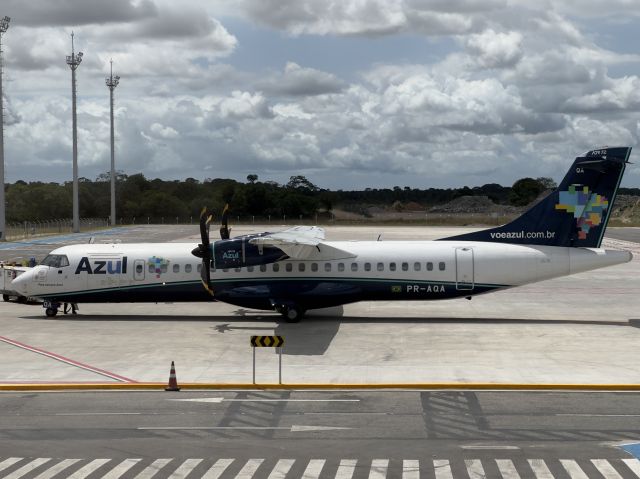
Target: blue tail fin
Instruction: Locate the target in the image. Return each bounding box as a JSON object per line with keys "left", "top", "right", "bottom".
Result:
{"left": 440, "top": 147, "right": 631, "bottom": 248}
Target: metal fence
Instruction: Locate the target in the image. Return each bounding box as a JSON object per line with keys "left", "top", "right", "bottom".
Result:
{"left": 5, "top": 218, "right": 110, "bottom": 241}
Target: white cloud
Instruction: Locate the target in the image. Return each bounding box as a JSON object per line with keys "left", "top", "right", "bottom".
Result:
{"left": 465, "top": 29, "right": 522, "bottom": 68}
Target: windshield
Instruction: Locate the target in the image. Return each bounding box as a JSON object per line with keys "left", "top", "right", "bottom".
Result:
{"left": 40, "top": 254, "right": 70, "bottom": 268}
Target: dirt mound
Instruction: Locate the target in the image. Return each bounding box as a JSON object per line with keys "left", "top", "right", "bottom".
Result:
{"left": 429, "top": 195, "right": 519, "bottom": 215}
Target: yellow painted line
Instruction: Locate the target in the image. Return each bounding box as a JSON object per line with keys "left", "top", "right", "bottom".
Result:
{"left": 1, "top": 383, "right": 640, "bottom": 391}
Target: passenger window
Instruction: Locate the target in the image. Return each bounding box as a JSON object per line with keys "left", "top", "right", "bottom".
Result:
{"left": 325, "top": 263, "right": 332, "bottom": 272}
{"left": 161, "top": 264, "right": 168, "bottom": 273}
{"left": 402, "top": 262, "right": 408, "bottom": 271}
{"left": 439, "top": 262, "right": 446, "bottom": 271}
{"left": 389, "top": 262, "right": 396, "bottom": 272}
{"left": 311, "top": 263, "right": 318, "bottom": 272}
{"left": 136, "top": 264, "right": 143, "bottom": 274}
{"left": 247, "top": 266, "right": 254, "bottom": 272}
{"left": 351, "top": 263, "right": 358, "bottom": 272}
{"left": 148, "top": 264, "right": 155, "bottom": 273}
{"left": 272, "top": 263, "right": 280, "bottom": 272}
{"left": 286, "top": 263, "right": 293, "bottom": 272}
{"left": 338, "top": 263, "right": 345, "bottom": 272}
{"left": 377, "top": 262, "right": 384, "bottom": 271}
{"left": 173, "top": 264, "right": 180, "bottom": 273}
{"left": 427, "top": 262, "right": 433, "bottom": 271}
{"left": 299, "top": 263, "right": 306, "bottom": 272}
{"left": 197, "top": 264, "right": 202, "bottom": 273}
{"left": 260, "top": 264, "right": 267, "bottom": 272}
{"left": 185, "top": 264, "right": 192, "bottom": 273}
{"left": 365, "top": 263, "right": 371, "bottom": 271}
{"left": 234, "top": 268, "right": 241, "bottom": 273}
{"left": 414, "top": 262, "right": 421, "bottom": 271}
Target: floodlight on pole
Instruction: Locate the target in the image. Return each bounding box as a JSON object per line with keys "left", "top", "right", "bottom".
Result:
{"left": 0, "top": 15, "right": 10, "bottom": 242}
{"left": 105, "top": 59, "right": 120, "bottom": 227}
{"left": 66, "top": 32, "right": 82, "bottom": 233}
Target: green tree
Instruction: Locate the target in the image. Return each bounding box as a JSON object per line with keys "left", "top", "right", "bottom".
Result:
{"left": 509, "top": 178, "right": 545, "bottom": 206}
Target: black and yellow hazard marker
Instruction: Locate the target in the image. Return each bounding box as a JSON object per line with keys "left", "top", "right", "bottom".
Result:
{"left": 251, "top": 335, "right": 284, "bottom": 347}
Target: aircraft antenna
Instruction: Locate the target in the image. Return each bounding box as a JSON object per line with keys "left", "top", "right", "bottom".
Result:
{"left": 105, "top": 59, "right": 120, "bottom": 227}
{"left": 0, "top": 15, "right": 10, "bottom": 242}
{"left": 66, "top": 32, "right": 83, "bottom": 233}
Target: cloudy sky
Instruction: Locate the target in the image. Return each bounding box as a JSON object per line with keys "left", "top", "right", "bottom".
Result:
{"left": 2, "top": 0, "right": 640, "bottom": 189}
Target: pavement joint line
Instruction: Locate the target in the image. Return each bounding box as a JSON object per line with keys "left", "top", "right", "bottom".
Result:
{"left": 1, "top": 383, "right": 640, "bottom": 391}
{"left": 0, "top": 335, "right": 137, "bottom": 383}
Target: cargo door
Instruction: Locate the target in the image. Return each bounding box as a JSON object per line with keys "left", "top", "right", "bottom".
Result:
{"left": 133, "top": 259, "right": 145, "bottom": 281}
{"left": 455, "top": 247, "right": 474, "bottom": 290}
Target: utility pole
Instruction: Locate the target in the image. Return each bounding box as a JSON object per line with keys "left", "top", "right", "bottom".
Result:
{"left": 105, "top": 59, "right": 119, "bottom": 227}
{"left": 0, "top": 16, "right": 10, "bottom": 241}
{"left": 66, "top": 32, "right": 82, "bottom": 233}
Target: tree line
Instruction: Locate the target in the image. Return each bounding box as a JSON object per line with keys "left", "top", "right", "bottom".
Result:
{"left": 5, "top": 173, "right": 639, "bottom": 222}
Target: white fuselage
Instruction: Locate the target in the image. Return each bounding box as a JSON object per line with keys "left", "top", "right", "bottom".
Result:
{"left": 11, "top": 240, "right": 632, "bottom": 312}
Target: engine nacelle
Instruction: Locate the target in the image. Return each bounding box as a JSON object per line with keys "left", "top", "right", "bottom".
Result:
{"left": 212, "top": 235, "right": 286, "bottom": 269}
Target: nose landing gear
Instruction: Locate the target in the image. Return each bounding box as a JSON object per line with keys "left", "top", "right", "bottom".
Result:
{"left": 43, "top": 301, "right": 60, "bottom": 317}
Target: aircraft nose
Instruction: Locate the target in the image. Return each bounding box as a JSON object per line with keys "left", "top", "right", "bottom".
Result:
{"left": 11, "top": 270, "right": 31, "bottom": 295}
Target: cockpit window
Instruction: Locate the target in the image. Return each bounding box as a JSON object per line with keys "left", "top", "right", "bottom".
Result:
{"left": 40, "top": 254, "right": 69, "bottom": 268}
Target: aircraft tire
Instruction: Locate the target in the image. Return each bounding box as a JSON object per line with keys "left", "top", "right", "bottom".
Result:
{"left": 16, "top": 296, "right": 27, "bottom": 303}
{"left": 284, "top": 306, "right": 304, "bottom": 323}
{"left": 2, "top": 294, "right": 9, "bottom": 302}
{"left": 45, "top": 307, "right": 57, "bottom": 317}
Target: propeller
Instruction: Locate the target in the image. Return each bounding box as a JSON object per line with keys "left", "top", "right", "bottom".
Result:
{"left": 220, "top": 203, "right": 230, "bottom": 240}
{"left": 191, "top": 207, "right": 214, "bottom": 296}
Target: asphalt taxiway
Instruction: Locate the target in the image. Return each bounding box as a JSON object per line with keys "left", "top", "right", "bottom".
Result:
{"left": 0, "top": 225, "right": 638, "bottom": 386}
{"left": 1, "top": 390, "right": 640, "bottom": 478}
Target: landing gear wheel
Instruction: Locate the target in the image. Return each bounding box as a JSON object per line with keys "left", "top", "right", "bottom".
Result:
{"left": 283, "top": 306, "right": 305, "bottom": 323}
{"left": 2, "top": 294, "right": 9, "bottom": 302}
{"left": 45, "top": 307, "right": 58, "bottom": 317}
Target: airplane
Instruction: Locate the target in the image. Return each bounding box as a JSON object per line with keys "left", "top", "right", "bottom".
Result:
{"left": 11, "top": 146, "right": 633, "bottom": 322}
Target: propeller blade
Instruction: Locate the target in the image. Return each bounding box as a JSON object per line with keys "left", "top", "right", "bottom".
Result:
{"left": 200, "top": 260, "right": 214, "bottom": 296}
{"left": 220, "top": 203, "right": 230, "bottom": 240}
{"left": 199, "top": 207, "right": 210, "bottom": 247}
{"left": 194, "top": 206, "right": 214, "bottom": 296}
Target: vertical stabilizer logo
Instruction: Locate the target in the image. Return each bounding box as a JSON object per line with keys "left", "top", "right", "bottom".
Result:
{"left": 555, "top": 185, "right": 609, "bottom": 239}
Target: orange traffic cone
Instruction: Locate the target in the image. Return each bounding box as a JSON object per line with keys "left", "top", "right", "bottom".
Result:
{"left": 165, "top": 361, "right": 180, "bottom": 391}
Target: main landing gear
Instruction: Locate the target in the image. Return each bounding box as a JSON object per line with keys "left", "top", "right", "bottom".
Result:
{"left": 274, "top": 303, "right": 306, "bottom": 323}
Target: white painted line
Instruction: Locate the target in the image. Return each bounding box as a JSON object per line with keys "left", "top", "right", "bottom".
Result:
{"left": 465, "top": 459, "right": 486, "bottom": 479}
{"left": 335, "top": 459, "right": 357, "bottom": 479}
{"left": 33, "top": 459, "right": 81, "bottom": 479}
{"left": 560, "top": 460, "right": 589, "bottom": 479}
{"left": 66, "top": 459, "right": 111, "bottom": 479}
{"left": 591, "top": 459, "right": 623, "bottom": 479}
{"left": 102, "top": 459, "right": 142, "bottom": 479}
{"left": 462, "top": 445, "right": 520, "bottom": 450}
{"left": 301, "top": 460, "right": 325, "bottom": 479}
{"left": 167, "top": 459, "right": 203, "bottom": 479}
{"left": 0, "top": 458, "right": 23, "bottom": 473}
{"left": 434, "top": 459, "right": 453, "bottom": 479}
{"left": 369, "top": 459, "right": 389, "bottom": 479}
{"left": 235, "top": 459, "right": 264, "bottom": 479}
{"left": 201, "top": 459, "right": 234, "bottom": 479}
{"left": 623, "top": 459, "right": 640, "bottom": 478}
{"left": 4, "top": 458, "right": 50, "bottom": 479}
{"left": 402, "top": 460, "right": 419, "bottom": 479}
{"left": 496, "top": 459, "right": 521, "bottom": 479}
{"left": 169, "top": 398, "right": 360, "bottom": 403}
{"left": 138, "top": 425, "right": 351, "bottom": 432}
{"left": 267, "top": 459, "right": 295, "bottom": 479}
{"left": 133, "top": 459, "right": 173, "bottom": 479}
{"left": 528, "top": 459, "right": 554, "bottom": 479}
{"left": 290, "top": 425, "right": 351, "bottom": 432}
{"left": 56, "top": 412, "right": 142, "bottom": 416}
{"left": 556, "top": 414, "right": 640, "bottom": 417}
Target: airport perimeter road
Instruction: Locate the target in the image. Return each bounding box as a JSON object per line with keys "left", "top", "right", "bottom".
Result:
{"left": 1, "top": 390, "right": 640, "bottom": 478}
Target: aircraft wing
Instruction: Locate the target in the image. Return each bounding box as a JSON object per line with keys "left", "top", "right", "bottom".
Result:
{"left": 249, "top": 226, "right": 356, "bottom": 260}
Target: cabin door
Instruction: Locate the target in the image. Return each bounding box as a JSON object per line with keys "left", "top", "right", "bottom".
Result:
{"left": 455, "top": 247, "right": 474, "bottom": 290}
